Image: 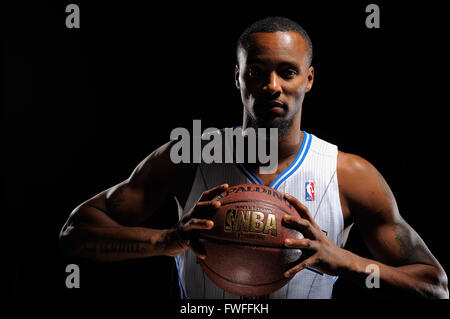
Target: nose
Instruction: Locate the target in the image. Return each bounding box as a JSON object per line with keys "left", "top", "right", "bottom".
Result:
{"left": 262, "top": 71, "right": 282, "bottom": 96}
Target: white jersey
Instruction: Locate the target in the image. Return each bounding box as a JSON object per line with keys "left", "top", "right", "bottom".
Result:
{"left": 175, "top": 131, "right": 345, "bottom": 299}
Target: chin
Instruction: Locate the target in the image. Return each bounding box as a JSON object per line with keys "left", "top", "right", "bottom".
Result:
{"left": 247, "top": 116, "right": 293, "bottom": 139}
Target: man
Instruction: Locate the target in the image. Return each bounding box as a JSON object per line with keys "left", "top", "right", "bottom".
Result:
{"left": 59, "top": 16, "right": 448, "bottom": 298}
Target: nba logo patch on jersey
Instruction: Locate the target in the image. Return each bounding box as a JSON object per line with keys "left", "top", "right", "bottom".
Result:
{"left": 305, "top": 181, "right": 315, "bottom": 201}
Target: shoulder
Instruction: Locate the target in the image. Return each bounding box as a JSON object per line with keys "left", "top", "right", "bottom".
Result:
{"left": 128, "top": 140, "right": 197, "bottom": 198}
{"left": 337, "top": 151, "right": 395, "bottom": 218}
{"left": 129, "top": 140, "right": 176, "bottom": 186}
{"left": 337, "top": 151, "right": 374, "bottom": 179}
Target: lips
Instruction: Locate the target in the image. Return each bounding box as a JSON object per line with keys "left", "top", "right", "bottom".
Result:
{"left": 269, "top": 101, "right": 284, "bottom": 107}
{"left": 255, "top": 100, "right": 287, "bottom": 115}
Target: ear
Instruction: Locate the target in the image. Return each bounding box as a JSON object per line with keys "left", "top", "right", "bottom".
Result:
{"left": 235, "top": 65, "right": 240, "bottom": 89}
{"left": 305, "top": 66, "right": 314, "bottom": 92}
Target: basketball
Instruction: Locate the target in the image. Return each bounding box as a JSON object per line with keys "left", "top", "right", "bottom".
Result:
{"left": 198, "top": 183, "right": 304, "bottom": 296}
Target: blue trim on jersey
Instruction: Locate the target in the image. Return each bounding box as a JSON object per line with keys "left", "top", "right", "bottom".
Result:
{"left": 235, "top": 130, "right": 311, "bottom": 189}
{"left": 270, "top": 132, "right": 311, "bottom": 190}
{"left": 237, "top": 164, "right": 259, "bottom": 184}
{"left": 174, "top": 256, "right": 186, "bottom": 299}
{"left": 238, "top": 164, "right": 264, "bottom": 184}
{"left": 333, "top": 276, "right": 339, "bottom": 284}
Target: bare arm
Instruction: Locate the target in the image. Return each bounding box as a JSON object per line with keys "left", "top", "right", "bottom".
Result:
{"left": 337, "top": 152, "right": 448, "bottom": 298}
{"left": 282, "top": 151, "right": 448, "bottom": 298}
{"left": 59, "top": 141, "right": 226, "bottom": 262}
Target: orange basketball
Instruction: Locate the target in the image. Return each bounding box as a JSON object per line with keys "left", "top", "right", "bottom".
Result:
{"left": 199, "top": 184, "right": 303, "bottom": 296}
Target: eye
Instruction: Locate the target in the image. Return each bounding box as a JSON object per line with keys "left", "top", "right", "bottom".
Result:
{"left": 247, "top": 67, "right": 263, "bottom": 78}
{"left": 280, "top": 69, "right": 298, "bottom": 79}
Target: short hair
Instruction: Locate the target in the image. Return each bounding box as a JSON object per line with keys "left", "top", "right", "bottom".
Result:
{"left": 236, "top": 16, "right": 313, "bottom": 67}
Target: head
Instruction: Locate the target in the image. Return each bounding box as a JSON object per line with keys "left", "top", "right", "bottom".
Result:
{"left": 235, "top": 16, "right": 314, "bottom": 137}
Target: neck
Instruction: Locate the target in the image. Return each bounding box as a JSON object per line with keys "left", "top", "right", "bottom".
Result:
{"left": 243, "top": 111, "right": 303, "bottom": 164}
{"left": 277, "top": 119, "right": 303, "bottom": 162}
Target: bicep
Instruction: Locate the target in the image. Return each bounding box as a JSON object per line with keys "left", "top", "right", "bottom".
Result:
{"left": 358, "top": 214, "right": 435, "bottom": 267}
{"left": 65, "top": 180, "right": 151, "bottom": 228}
{"left": 70, "top": 141, "right": 179, "bottom": 227}
{"left": 340, "top": 153, "right": 437, "bottom": 267}
{"left": 104, "top": 179, "right": 154, "bottom": 226}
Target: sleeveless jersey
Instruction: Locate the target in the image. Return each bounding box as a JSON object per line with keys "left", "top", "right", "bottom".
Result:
{"left": 175, "top": 131, "right": 345, "bottom": 299}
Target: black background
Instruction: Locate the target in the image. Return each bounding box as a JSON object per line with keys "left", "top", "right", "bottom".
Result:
{"left": 3, "top": 0, "right": 449, "bottom": 306}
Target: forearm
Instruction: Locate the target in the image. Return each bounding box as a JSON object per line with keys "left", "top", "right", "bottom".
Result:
{"left": 60, "top": 224, "right": 171, "bottom": 262}
{"left": 340, "top": 249, "right": 449, "bottom": 299}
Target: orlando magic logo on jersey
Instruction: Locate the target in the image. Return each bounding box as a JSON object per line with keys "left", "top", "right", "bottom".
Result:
{"left": 175, "top": 130, "right": 345, "bottom": 299}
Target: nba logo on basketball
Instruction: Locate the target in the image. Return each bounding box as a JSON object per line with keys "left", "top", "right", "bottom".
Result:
{"left": 305, "top": 181, "right": 315, "bottom": 201}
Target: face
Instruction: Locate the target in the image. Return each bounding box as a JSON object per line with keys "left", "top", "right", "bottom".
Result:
{"left": 236, "top": 31, "right": 314, "bottom": 133}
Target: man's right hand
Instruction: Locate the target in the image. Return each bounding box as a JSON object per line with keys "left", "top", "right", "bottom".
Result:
{"left": 160, "top": 184, "right": 229, "bottom": 259}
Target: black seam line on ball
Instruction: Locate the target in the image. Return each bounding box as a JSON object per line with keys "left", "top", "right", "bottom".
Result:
{"left": 200, "top": 259, "right": 288, "bottom": 287}
{"left": 220, "top": 200, "right": 292, "bottom": 216}
{"left": 199, "top": 234, "right": 301, "bottom": 250}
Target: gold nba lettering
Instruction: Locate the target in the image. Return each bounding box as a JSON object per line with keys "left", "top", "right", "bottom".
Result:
{"left": 234, "top": 210, "right": 251, "bottom": 232}
{"left": 263, "top": 213, "right": 277, "bottom": 236}
{"left": 224, "top": 210, "right": 278, "bottom": 236}
{"left": 250, "top": 211, "right": 265, "bottom": 232}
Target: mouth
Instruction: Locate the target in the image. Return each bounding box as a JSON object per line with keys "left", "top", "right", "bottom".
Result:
{"left": 255, "top": 101, "right": 287, "bottom": 116}
{"left": 267, "top": 104, "right": 285, "bottom": 114}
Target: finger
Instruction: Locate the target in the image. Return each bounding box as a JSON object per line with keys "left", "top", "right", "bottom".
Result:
{"left": 284, "top": 256, "right": 317, "bottom": 278}
{"left": 282, "top": 215, "right": 316, "bottom": 239}
{"left": 284, "top": 238, "right": 317, "bottom": 250}
{"left": 190, "top": 239, "right": 207, "bottom": 260}
{"left": 200, "top": 184, "right": 229, "bottom": 201}
{"left": 193, "top": 200, "right": 221, "bottom": 219}
{"left": 183, "top": 218, "right": 214, "bottom": 232}
{"left": 284, "top": 194, "right": 317, "bottom": 225}
{"left": 196, "top": 200, "right": 221, "bottom": 210}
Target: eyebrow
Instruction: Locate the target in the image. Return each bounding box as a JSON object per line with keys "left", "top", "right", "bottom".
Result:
{"left": 246, "top": 58, "right": 302, "bottom": 72}
{"left": 279, "top": 61, "right": 301, "bottom": 72}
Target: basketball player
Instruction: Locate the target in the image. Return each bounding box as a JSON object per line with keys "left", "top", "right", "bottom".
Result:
{"left": 59, "top": 17, "right": 448, "bottom": 299}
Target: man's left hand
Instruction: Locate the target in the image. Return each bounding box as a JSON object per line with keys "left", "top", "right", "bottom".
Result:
{"left": 282, "top": 193, "right": 352, "bottom": 278}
